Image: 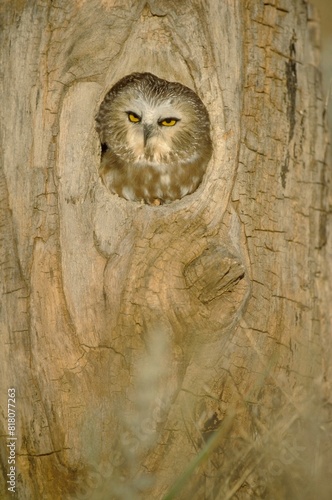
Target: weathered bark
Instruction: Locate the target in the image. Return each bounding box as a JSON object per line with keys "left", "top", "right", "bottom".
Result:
{"left": 1, "top": 1, "right": 331, "bottom": 499}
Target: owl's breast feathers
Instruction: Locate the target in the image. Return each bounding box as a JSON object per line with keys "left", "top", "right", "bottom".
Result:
{"left": 99, "top": 147, "right": 210, "bottom": 205}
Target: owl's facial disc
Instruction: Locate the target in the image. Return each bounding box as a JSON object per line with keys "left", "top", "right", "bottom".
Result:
{"left": 124, "top": 100, "right": 182, "bottom": 160}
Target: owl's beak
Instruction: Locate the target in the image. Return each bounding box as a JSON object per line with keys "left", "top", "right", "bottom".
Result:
{"left": 143, "top": 124, "right": 154, "bottom": 147}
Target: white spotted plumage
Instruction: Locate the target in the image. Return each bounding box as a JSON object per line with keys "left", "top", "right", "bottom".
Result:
{"left": 96, "top": 72, "right": 212, "bottom": 205}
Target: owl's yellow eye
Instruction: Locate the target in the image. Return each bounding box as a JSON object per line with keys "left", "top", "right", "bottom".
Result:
{"left": 127, "top": 112, "right": 141, "bottom": 123}
{"left": 159, "top": 118, "right": 179, "bottom": 127}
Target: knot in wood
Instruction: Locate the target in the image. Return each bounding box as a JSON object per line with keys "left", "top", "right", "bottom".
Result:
{"left": 184, "top": 246, "right": 245, "bottom": 304}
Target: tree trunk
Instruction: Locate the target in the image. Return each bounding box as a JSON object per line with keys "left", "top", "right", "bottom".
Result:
{"left": 1, "top": 1, "right": 331, "bottom": 498}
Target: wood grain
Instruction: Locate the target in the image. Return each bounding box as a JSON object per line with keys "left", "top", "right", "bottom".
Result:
{"left": 0, "top": 1, "right": 330, "bottom": 498}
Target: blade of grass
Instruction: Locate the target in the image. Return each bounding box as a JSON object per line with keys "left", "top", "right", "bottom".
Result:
{"left": 163, "top": 410, "right": 235, "bottom": 500}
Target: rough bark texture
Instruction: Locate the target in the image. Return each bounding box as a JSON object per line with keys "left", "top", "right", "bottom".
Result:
{"left": 0, "top": 1, "right": 330, "bottom": 499}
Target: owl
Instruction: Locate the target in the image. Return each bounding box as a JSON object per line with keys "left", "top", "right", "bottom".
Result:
{"left": 96, "top": 72, "right": 212, "bottom": 205}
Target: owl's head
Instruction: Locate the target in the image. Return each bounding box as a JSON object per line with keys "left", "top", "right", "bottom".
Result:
{"left": 96, "top": 73, "right": 212, "bottom": 166}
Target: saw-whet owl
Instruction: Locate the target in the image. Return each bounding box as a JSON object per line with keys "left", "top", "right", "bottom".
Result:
{"left": 96, "top": 72, "right": 212, "bottom": 205}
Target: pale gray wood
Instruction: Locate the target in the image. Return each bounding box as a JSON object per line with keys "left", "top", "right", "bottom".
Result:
{"left": 0, "top": 1, "right": 330, "bottom": 498}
